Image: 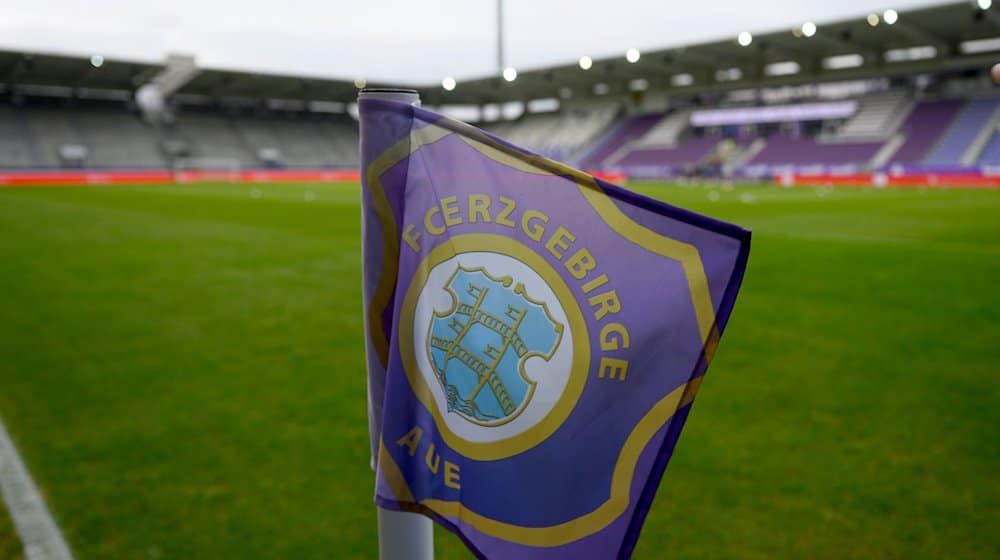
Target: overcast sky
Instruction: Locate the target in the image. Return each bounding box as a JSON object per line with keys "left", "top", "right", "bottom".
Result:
{"left": 1, "top": 0, "right": 946, "bottom": 84}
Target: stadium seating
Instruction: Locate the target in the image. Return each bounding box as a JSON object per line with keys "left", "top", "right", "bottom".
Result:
{"left": 74, "top": 106, "right": 167, "bottom": 168}
{"left": 232, "top": 117, "right": 284, "bottom": 165}
{"left": 22, "top": 105, "right": 85, "bottom": 167}
{"left": 976, "top": 131, "right": 1000, "bottom": 165}
{"left": 1, "top": 88, "right": 997, "bottom": 176}
{"left": 747, "top": 134, "right": 882, "bottom": 167}
{"left": 886, "top": 100, "right": 964, "bottom": 166}
{"left": 0, "top": 105, "right": 37, "bottom": 168}
{"left": 168, "top": 110, "right": 257, "bottom": 165}
{"left": 575, "top": 113, "right": 664, "bottom": 169}
{"left": 833, "top": 91, "right": 912, "bottom": 140}
{"left": 923, "top": 98, "right": 1000, "bottom": 166}
{"left": 0, "top": 96, "right": 360, "bottom": 169}
{"left": 486, "top": 104, "right": 618, "bottom": 161}
{"left": 266, "top": 115, "right": 359, "bottom": 168}
{"left": 632, "top": 109, "right": 691, "bottom": 147}
{"left": 610, "top": 136, "right": 719, "bottom": 168}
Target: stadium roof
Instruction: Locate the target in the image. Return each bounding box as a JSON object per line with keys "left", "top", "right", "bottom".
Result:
{"left": 2, "top": 1, "right": 1000, "bottom": 106}
{"left": 176, "top": 69, "right": 389, "bottom": 104}
{"left": 0, "top": 50, "right": 161, "bottom": 92}
{"left": 425, "top": 1, "right": 1000, "bottom": 104}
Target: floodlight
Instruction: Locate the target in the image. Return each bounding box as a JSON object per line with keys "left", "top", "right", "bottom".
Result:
{"left": 738, "top": 32, "right": 753, "bottom": 47}
{"left": 90, "top": 55, "right": 104, "bottom": 68}
{"left": 503, "top": 67, "right": 517, "bottom": 81}
{"left": 354, "top": 78, "right": 367, "bottom": 88}
{"left": 671, "top": 73, "right": 694, "bottom": 86}
{"left": 579, "top": 56, "right": 593, "bottom": 70}
{"left": 442, "top": 76, "right": 456, "bottom": 91}
{"left": 626, "top": 48, "right": 640, "bottom": 63}
{"left": 801, "top": 21, "right": 817, "bottom": 37}
{"left": 883, "top": 9, "right": 898, "bottom": 24}
{"left": 978, "top": 0, "right": 992, "bottom": 9}
{"left": 629, "top": 78, "right": 649, "bottom": 91}
{"left": 867, "top": 13, "right": 879, "bottom": 26}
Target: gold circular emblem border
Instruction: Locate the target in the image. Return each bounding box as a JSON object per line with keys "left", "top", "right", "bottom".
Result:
{"left": 398, "top": 233, "right": 591, "bottom": 461}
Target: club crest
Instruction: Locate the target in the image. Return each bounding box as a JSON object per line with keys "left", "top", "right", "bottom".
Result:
{"left": 427, "top": 265, "right": 563, "bottom": 426}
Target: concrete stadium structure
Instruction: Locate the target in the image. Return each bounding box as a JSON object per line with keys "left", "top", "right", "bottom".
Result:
{"left": 2, "top": 1, "right": 1000, "bottom": 180}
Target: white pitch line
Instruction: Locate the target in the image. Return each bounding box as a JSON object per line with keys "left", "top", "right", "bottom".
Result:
{"left": 0, "top": 414, "right": 73, "bottom": 560}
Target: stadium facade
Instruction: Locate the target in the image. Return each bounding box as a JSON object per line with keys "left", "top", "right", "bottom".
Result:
{"left": 2, "top": 1, "right": 1000, "bottom": 185}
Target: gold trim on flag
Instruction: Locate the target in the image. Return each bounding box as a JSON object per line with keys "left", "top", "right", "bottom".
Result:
{"left": 377, "top": 376, "right": 704, "bottom": 546}
{"left": 364, "top": 108, "right": 723, "bottom": 546}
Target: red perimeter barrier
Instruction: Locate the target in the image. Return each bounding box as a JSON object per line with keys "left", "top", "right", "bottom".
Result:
{"left": 0, "top": 169, "right": 362, "bottom": 187}
{"left": 590, "top": 170, "right": 628, "bottom": 184}
{"left": 778, "top": 173, "right": 1000, "bottom": 189}
{"left": 0, "top": 169, "right": 626, "bottom": 188}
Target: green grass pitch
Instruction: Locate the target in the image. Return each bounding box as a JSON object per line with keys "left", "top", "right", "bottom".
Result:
{"left": 0, "top": 502, "right": 22, "bottom": 560}
{"left": 0, "top": 181, "right": 997, "bottom": 559}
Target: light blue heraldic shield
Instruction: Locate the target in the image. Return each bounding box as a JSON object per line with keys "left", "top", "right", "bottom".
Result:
{"left": 427, "top": 266, "right": 562, "bottom": 425}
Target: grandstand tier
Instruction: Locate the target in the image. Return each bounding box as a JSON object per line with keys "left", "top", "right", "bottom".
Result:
{"left": 6, "top": 87, "right": 1000, "bottom": 177}
{"left": 2, "top": 1, "right": 1000, "bottom": 179}
{"left": 0, "top": 95, "right": 359, "bottom": 169}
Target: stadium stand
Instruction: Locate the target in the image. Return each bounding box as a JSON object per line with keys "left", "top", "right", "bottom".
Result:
{"left": 0, "top": 93, "right": 360, "bottom": 169}
{"left": 2, "top": 1, "right": 1000, "bottom": 184}
{"left": 748, "top": 134, "right": 884, "bottom": 168}
{"left": 976, "top": 130, "right": 1000, "bottom": 164}
{"left": 632, "top": 109, "right": 692, "bottom": 147}
{"left": 5, "top": 86, "right": 1000, "bottom": 177}
{"left": 924, "top": 97, "right": 1000, "bottom": 165}
{"left": 22, "top": 103, "right": 86, "bottom": 167}
{"left": 576, "top": 114, "right": 664, "bottom": 169}
{"left": 232, "top": 116, "right": 285, "bottom": 166}
{"left": 832, "top": 91, "right": 912, "bottom": 140}
{"left": 485, "top": 102, "right": 618, "bottom": 161}
{"left": 887, "top": 100, "right": 964, "bottom": 166}
{"left": 170, "top": 109, "right": 256, "bottom": 165}
{"left": 75, "top": 102, "right": 167, "bottom": 168}
{"left": 611, "top": 136, "right": 719, "bottom": 168}
{"left": 0, "top": 105, "right": 37, "bottom": 168}
{"left": 265, "top": 114, "right": 359, "bottom": 168}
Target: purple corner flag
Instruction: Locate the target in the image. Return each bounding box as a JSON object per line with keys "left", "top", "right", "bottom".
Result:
{"left": 360, "top": 94, "right": 750, "bottom": 559}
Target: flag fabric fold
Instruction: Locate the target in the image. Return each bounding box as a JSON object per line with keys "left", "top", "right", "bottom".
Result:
{"left": 360, "top": 97, "right": 750, "bottom": 559}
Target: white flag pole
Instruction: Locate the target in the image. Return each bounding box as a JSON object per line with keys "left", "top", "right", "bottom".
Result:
{"left": 378, "top": 507, "right": 434, "bottom": 560}
{"left": 359, "top": 87, "right": 434, "bottom": 560}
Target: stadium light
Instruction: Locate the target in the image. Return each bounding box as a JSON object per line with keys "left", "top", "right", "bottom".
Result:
{"left": 626, "top": 48, "right": 641, "bottom": 63}
{"left": 961, "top": 36, "right": 1000, "bottom": 53}
{"left": 715, "top": 67, "right": 743, "bottom": 82}
{"left": 671, "top": 73, "right": 694, "bottom": 86}
{"left": 883, "top": 9, "right": 898, "bottom": 24}
{"left": 354, "top": 77, "right": 367, "bottom": 89}
{"left": 90, "top": 55, "right": 104, "bottom": 68}
{"left": 578, "top": 56, "right": 593, "bottom": 70}
{"left": 442, "top": 76, "right": 456, "bottom": 91}
{"left": 502, "top": 67, "right": 517, "bottom": 81}
{"left": 764, "top": 61, "right": 801, "bottom": 76}
{"left": 823, "top": 53, "right": 865, "bottom": 69}
{"left": 867, "top": 13, "right": 880, "bottom": 26}
{"left": 629, "top": 78, "right": 649, "bottom": 91}
{"left": 801, "top": 21, "right": 817, "bottom": 37}
{"left": 738, "top": 32, "right": 753, "bottom": 47}
{"left": 979, "top": 0, "right": 992, "bottom": 9}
